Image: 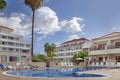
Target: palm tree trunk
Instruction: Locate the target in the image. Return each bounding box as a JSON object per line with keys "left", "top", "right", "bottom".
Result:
{"left": 31, "top": 10, "right": 35, "bottom": 58}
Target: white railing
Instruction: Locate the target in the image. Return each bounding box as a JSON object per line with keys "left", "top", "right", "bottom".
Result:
{"left": 89, "top": 50, "right": 107, "bottom": 55}
{"left": 0, "top": 44, "right": 31, "bottom": 50}
{"left": 90, "top": 48, "right": 120, "bottom": 55}
{"left": 55, "top": 49, "right": 82, "bottom": 54}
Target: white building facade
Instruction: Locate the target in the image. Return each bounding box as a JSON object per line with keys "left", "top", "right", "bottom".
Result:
{"left": 0, "top": 26, "right": 31, "bottom": 63}
{"left": 54, "top": 38, "right": 91, "bottom": 62}
{"left": 89, "top": 32, "right": 120, "bottom": 67}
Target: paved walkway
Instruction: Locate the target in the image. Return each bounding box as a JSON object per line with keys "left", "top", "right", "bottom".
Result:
{"left": 0, "top": 69, "right": 120, "bottom": 80}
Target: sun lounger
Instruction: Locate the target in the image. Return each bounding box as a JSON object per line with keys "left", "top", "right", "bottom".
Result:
{"left": 70, "top": 62, "right": 74, "bottom": 66}
{"left": 100, "top": 62, "right": 104, "bottom": 67}
{"left": 90, "top": 63, "right": 95, "bottom": 67}
{"left": 7, "top": 65, "right": 15, "bottom": 70}
{"left": 61, "top": 62, "right": 64, "bottom": 66}
{"left": 0, "top": 64, "right": 7, "bottom": 69}
{"left": 117, "top": 62, "right": 120, "bottom": 68}
{"left": 95, "top": 63, "right": 99, "bottom": 67}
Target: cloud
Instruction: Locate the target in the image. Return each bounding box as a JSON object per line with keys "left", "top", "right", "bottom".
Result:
{"left": 0, "top": 13, "right": 31, "bottom": 37}
{"left": 55, "top": 42, "right": 61, "bottom": 47}
{"left": 0, "top": 13, "right": 4, "bottom": 16}
{"left": 68, "top": 34, "right": 79, "bottom": 40}
{"left": 112, "top": 25, "right": 120, "bottom": 31}
{"left": 60, "top": 17, "right": 85, "bottom": 33}
{"left": 35, "top": 7, "right": 60, "bottom": 35}
{"left": 0, "top": 7, "right": 85, "bottom": 40}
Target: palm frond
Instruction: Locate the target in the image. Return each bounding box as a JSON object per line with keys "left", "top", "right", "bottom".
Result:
{"left": 0, "top": 0, "right": 6, "bottom": 11}
{"left": 24, "top": 0, "right": 43, "bottom": 11}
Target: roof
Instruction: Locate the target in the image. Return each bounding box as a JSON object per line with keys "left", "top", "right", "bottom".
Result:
{"left": 92, "top": 32, "right": 120, "bottom": 40}
{"left": 0, "top": 26, "right": 14, "bottom": 32}
{"left": 62, "top": 38, "right": 89, "bottom": 44}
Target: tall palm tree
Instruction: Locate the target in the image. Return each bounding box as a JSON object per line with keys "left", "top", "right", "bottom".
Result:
{"left": 0, "top": 0, "right": 6, "bottom": 11}
{"left": 24, "top": 0, "right": 43, "bottom": 58}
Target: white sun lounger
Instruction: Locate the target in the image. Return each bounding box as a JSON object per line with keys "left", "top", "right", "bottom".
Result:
{"left": 117, "top": 62, "right": 120, "bottom": 68}
{"left": 100, "top": 62, "right": 104, "bottom": 67}
{"left": 95, "top": 63, "right": 99, "bottom": 67}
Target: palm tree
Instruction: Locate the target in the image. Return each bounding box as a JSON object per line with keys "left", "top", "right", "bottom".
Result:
{"left": 24, "top": 0, "right": 43, "bottom": 57}
{"left": 44, "top": 42, "right": 56, "bottom": 60}
{"left": 0, "top": 0, "right": 6, "bottom": 11}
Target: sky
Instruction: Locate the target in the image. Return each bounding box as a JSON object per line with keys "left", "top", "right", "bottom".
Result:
{"left": 0, "top": 0, "right": 120, "bottom": 54}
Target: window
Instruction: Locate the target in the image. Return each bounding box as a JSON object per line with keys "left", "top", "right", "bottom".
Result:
{"left": 9, "top": 48, "right": 14, "bottom": 51}
{"left": 8, "top": 36, "right": 14, "bottom": 40}
{"left": 21, "top": 56, "right": 27, "bottom": 62}
{"left": 68, "top": 53, "right": 71, "bottom": 56}
{"left": 116, "top": 56, "right": 120, "bottom": 62}
{"left": 68, "top": 48, "right": 70, "bottom": 50}
{"left": 61, "top": 49, "right": 63, "bottom": 51}
{"left": 16, "top": 38, "right": 19, "bottom": 40}
{"left": 2, "top": 42, "right": 5, "bottom": 45}
{"left": 2, "top": 47, "right": 7, "bottom": 51}
{"left": 98, "top": 44, "right": 106, "bottom": 50}
{"left": 26, "top": 44, "right": 30, "bottom": 47}
{"left": 20, "top": 44, "right": 24, "bottom": 47}
{"left": 16, "top": 49, "right": 19, "bottom": 52}
{"left": 8, "top": 42, "right": 14, "bottom": 46}
{"left": 115, "top": 42, "right": 120, "bottom": 48}
{"left": 2, "top": 36, "right": 7, "bottom": 39}
{"left": 9, "top": 56, "right": 19, "bottom": 62}
{"left": 22, "top": 50, "right": 29, "bottom": 53}
{"left": 16, "top": 43, "right": 19, "bottom": 46}
{"left": 1, "top": 55, "right": 7, "bottom": 62}
{"left": 98, "top": 57, "right": 103, "bottom": 62}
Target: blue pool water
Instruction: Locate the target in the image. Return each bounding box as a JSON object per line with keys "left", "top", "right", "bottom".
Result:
{"left": 5, "top": 68, "right": 105, "bottom": 78}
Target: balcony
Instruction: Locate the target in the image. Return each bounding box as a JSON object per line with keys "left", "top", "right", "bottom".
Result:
{"left": 0, "top": 44, "right": 31, "bottom": 50}
{"left": 89, "top": 50, "right": 107, "bottom": 55}
{"left": 55, "top": 49, "right": 82, "bottom": 54}
{"left": 90, "top": 46, "right": 120, "bottom": 55}
{"left": 107, "top": 46, "right": 120, "bottom": 49}
{"left": 107, "top": 48, "right": 120, "bottom": 54}
{"left": 0, "top": 50, "right": 31, "bottom": 56}
{"left": 54, "top": 55, "right": 73, "bottom": 59}
{"left": 90, "top": 48, "right": 106, "bottom": 51}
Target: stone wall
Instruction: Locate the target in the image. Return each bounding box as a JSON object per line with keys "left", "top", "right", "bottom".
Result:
{"left": 0, "top": 62, "right": 46, "bottom": 68}
{"left": 49, "top": 62, "right": 61, "bottom": 68}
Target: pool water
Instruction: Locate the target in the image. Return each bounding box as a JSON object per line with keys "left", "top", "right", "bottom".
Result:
{"left": 5, "top": 68, "right": 105, "bottom": 78}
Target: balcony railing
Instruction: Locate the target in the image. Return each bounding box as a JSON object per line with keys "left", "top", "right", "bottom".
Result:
{"left": 107, "top": 46, "right": 120, "bottom": 49}
{"left": 91, "top": 46, "right": 120, "bottom": 51}
{"left": 90, "top": 48, "right": 106, "bottom": 51}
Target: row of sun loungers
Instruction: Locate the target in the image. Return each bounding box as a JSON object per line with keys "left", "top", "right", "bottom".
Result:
{"left": 0, "top": 63, "right": 33, "bottom": 70}
{"left": 90, "top": 62, "right": 120, "bottom": 68}
{"left": 61, "top": 62, "right": 74, "bottom": 67}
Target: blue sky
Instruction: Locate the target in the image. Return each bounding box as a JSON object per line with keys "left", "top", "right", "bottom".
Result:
{"left": 0, "top": 0, "right": 120, "bottom": 54}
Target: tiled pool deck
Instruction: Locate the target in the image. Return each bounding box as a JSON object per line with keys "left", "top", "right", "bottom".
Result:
{"left": 0, "top": 69, "right": 120, "bottom": 80}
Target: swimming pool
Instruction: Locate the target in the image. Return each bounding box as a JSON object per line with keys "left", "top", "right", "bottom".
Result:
{"left": 4, "top": 68, "right": 106, "bottom": 78}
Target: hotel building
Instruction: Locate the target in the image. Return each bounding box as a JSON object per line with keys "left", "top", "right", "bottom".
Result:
{"left": 89, "top": 32, "right": 120, "bottom": 67}
{"left": 54, "top": 38, "right": 91, "bottom": 62}
{"left": 0, "top": 26, "right": 31, "bottom": 63}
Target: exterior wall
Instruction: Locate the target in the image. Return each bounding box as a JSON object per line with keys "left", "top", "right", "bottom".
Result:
{"left": 0, "top": 52, "right": 31, "bottom": 62}
{"left": 0, "top": 62, "right": 46, "bottom": 68}
{"left": 0, "top": 26, "right": 31, "bottom": 63}
{"left": 54, "top": 38, "right": 91, "bottom": 62}
{"left": 89, "top": 32, "right": 120, "bottom": 68}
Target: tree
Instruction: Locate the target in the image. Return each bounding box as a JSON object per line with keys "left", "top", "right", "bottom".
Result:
{"left": 32, "top": 54, "right": 46, "bottom": 62}
{"left": 71, "top": 51, "right": 88, "bottom": 62}
{"left": 44, "top": 42, "right": 56, "bottom": 60}
{"left": 0, "top": 0, "right": 6, "bottom": 11}
{"left": 24, "top": 0, "right": 43, "bottom": 57}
